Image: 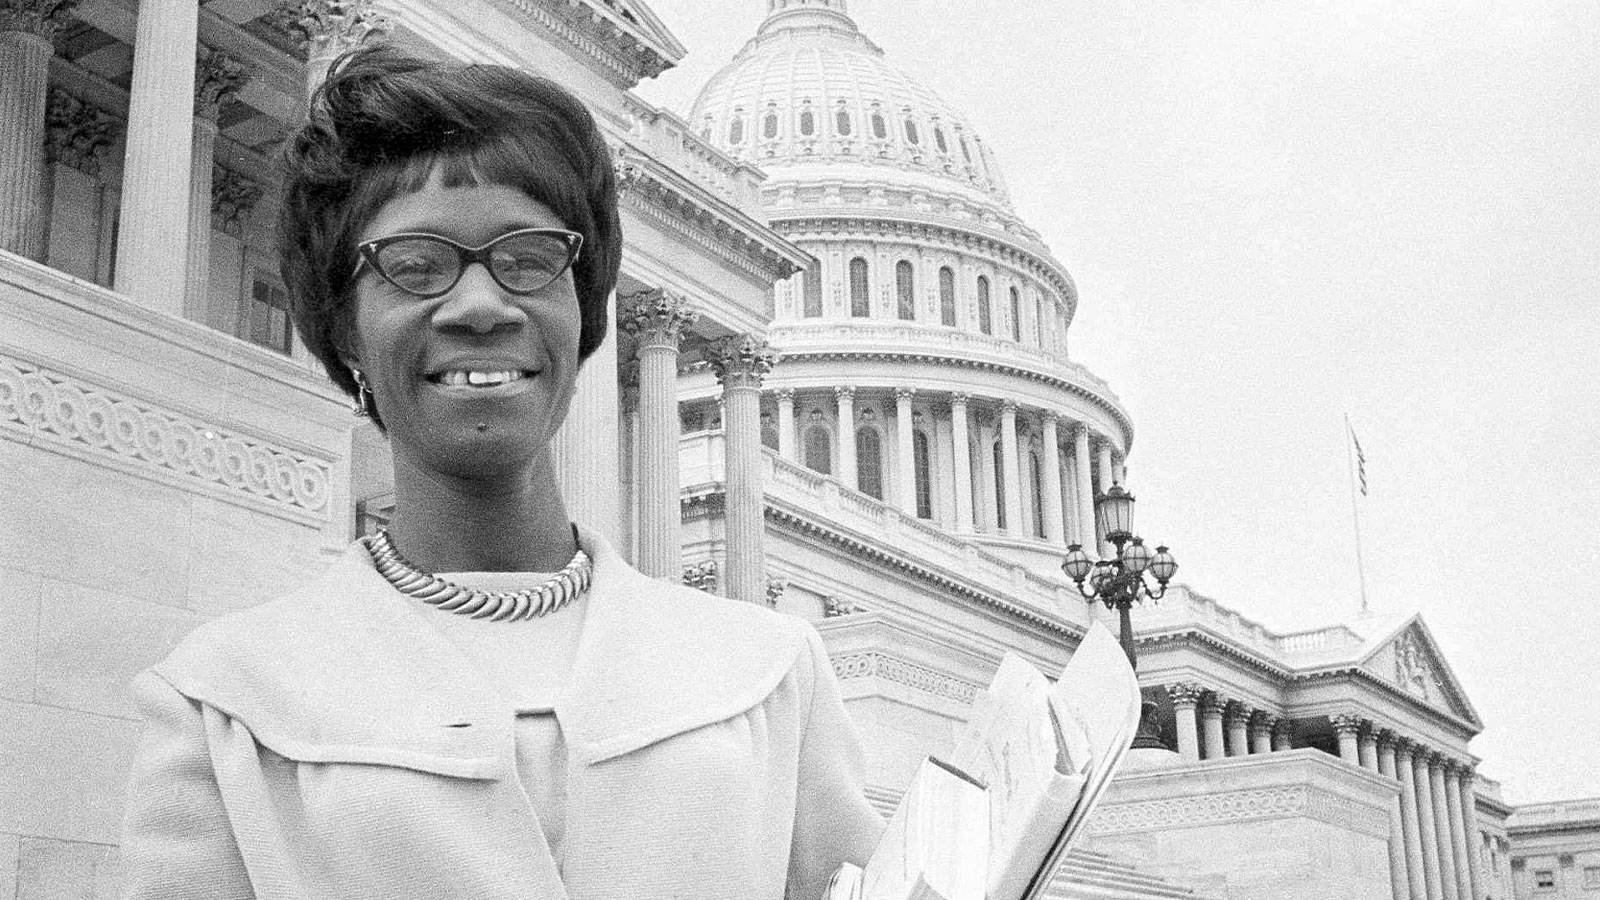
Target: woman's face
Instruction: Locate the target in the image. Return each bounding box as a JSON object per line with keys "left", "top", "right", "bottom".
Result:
{"left": 347, "top": 174, "right": 583, "bottom": 481}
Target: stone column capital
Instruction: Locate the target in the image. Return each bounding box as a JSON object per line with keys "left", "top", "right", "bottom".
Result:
{"left": 1000, "top": 398, "right": 1019, "bottom": 415}
{"left": 834, "top": 385, "right": 856, "bottom": 403}
{"left": 1330, "top": 712, "right": 1364, "bottom": 735}
{"left": 194, "top": 47, "right": 251, "bottom": 120}
{"left": 287, "top": 0, "right": 392, "bottom": 57}
{"left": 1249, "top": 709, "right": 1275, "bottom": 730}
{"left": 894, "top": 386, "right": 917, "bottom": 402}
{"left": 1198, "top": 693, "right": 1225, "bottom": 717}
{"left": 1039, "top": 409, "right": 1059, "bottom": 424}
{"left": 950, "top": 391, "right": 970, "bottom": 406}
{"left": 1271, "top": 717, "right": 1293, "bottom": 739}
{"left": 44, "top": 87, "right": 118, "bottom": 179}
{"left": 619, "top": 287, "right": 699, "bottom": 349}
{"left": 774, "top": 387, "right": 795, "bottom": 402}
{"left": 1224, "top": 699, "right": 1251, "bottom": 720}
{"left": 1167, "top": 681, "right": 1205, "bottom": 709}
{"left": 709, "top": 334, "right": 778, "bottom": 389}
{"left": 0, "top": 0, "right": 79, "bottom": 38}
{"left": 211, "top": 166, "right": 264, "bottom": 236}
{"left": 1375, "top": 728, "right": 1398, "bottom": 751}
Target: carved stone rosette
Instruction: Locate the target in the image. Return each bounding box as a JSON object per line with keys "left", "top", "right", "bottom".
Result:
{"left": 618, "top": 287, "right": 698, "bottom": 351}
{"left": 194, "top": 48, "right": 251, "bottom": 120}
{"left": 708, "top": 334, "right": 778, "bottom": 389}
{"left": 0, "top": 0, "right": 80, "bottom": 38}
{"left": 44, "top": 87, "right": 117, "bottom": 178}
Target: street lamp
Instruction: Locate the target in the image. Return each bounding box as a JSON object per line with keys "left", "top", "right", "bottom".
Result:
{"left": 1061, "top": 483, "right": 1178, "bottom": 750}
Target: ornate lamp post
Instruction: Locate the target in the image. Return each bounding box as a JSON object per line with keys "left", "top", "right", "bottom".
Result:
{"left": 1061, "top": 484, "right": 1178, "bottom": 749}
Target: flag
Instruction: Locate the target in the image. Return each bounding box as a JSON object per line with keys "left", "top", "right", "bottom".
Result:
{"left": 1348, "top": 424, "right": 1368, "bottom": 496}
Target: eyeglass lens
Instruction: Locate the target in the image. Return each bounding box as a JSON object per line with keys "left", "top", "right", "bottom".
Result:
{"left": 374, "top": 232, "right": 575, "bottom": 296}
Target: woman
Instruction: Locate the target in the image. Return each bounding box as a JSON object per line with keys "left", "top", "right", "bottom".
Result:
{"left": 119, "top": 46, "right": 882, "bottom": 900}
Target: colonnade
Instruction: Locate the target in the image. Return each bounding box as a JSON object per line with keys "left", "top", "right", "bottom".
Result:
{"left": 1167, "top": 682, "right": 1488, "bottom": 900}
{"left": 765, "top": 385, "right": 1123, "bottom": 551}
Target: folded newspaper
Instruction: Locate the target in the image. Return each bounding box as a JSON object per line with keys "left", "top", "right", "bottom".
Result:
{"left": 826, "top": 622, "right": 1142, "bottom": 900}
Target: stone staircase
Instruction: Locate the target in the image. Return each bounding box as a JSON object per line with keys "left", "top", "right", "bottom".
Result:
{"left": 1045, "top": 847, "right": 1221, "bottom": 899}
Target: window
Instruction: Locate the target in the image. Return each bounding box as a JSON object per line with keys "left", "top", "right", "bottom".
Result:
{"left": 992, "top": 441, "right": 1006, "bottom": 530}
{"left": 803, "top": 263, "right": 823, "bottom": 317}
{"left": 1534, "top": 869, "right": 1555, "bottom": 890}
{"left": 857, "top": 427, "right": 884, "bottom": 499}
{"left": 1035, "top": 296, "right": 1045, "bottom": 345}
{"left": 871, "top": 111, "right": 887, "bottom": 139}
{"left": 849, "top": 257, "right": 870, "bottom": 317}
{"left": 938, "top": 266, "right": 956, "bottom": 326}
{"left": 1009, "top": 285, "right": 1022, "bottom": 341}
{"left": 728, "top": 115, "right": 744, "bottom": 145}
{"left": 1030, "top": 450, "right": 1045, "bottom": 537}
{"left": 977, "top": 275, "right": 992, "bottom": 334}
{"left": 799, "top": 109, "right": 815, "bottom": 136}
{"left": 895, "top": 260, "right": 915, "bottom": 320}
{"left": 763, "top": 110, "right": 779, "bottom": 139}
{"left": 913, "top": 430, "right": 932, "bottom": 519}
{"left": 903, "top": 118, "right": 919, "bottom": 145}
{"left": 804, "top": 426, "right": 832, "bottom": 475}
{"left": 835, "top": 109, "right": 852, "bottom": 135}
{"left": 959, "top": 136, "right": 973, "bottom": 163}
{"left": 243, "top": 273, "right": 293, "bottom": 355}
{"left": 934, "top": 128, "right": 948, "bottom": 154}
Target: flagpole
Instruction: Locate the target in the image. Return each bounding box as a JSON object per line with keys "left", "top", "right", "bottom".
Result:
{"left": 1344, "top": 414, "right": 1371, "bottom": 616}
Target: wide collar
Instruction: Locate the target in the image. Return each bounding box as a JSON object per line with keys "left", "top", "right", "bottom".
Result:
{"left": 154, "top": 527, "right": 804, "bottom": 775}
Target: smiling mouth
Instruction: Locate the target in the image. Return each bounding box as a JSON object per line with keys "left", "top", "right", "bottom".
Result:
{"left": 426, "top": 370, "right": 534, "bottom": 388}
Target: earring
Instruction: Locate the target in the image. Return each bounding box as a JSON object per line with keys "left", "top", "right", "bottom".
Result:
{"left": 350, "top": 367, "right": 376, "bottom": 419}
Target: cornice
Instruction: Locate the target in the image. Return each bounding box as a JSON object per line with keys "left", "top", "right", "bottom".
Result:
{"left": 775, "top": 348, "right": 1133, "bottom": 449}
{"left": 493, "top": 0, "right": 677, "bottom": 87}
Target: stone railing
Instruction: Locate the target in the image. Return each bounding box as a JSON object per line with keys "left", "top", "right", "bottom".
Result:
{"left": 620, "top": 92, "right": 765, "bottom": 213}
{"left": 1276, "top": 624, "right": 1364, "bottom": 655}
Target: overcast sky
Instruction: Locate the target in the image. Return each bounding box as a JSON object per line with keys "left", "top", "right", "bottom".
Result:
{"left": 631, "top": 0, "right": 1600, "bottom": 804}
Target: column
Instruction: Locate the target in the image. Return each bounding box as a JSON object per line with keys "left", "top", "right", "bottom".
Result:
{"left": 1168, "top": 683, "right": 1202, "bottom": 763}
{"left": 1378, "top": 733, "right": 1418, "bottom": 900}
{"left": 291, "top": 0, "right": 391, "bottom": 98}
{"left": 710, "top": 334, "right": 777, "bottom": 604}
{"left": 1072, "top": 426, "right": 1096, "bottom": 550}
{"left": 1395, "top": 740, "right": 1430, "bottom": 900}
{"left": 1097, "top": 441, "right": 1115, "bottom": 493}
{"left": 114, "top": 0, "right": 200, "bottom": 315}
{"left": 619, "top": 289, "right": 697, "bottom": 580}
{"left": 185, "top": 48, "right": 249, "bottom": 322}
{"left": 895, "top": 388, "right": 917, "bottom": 514}
{"left": 1358, "top": 724, "right": 1379, "bottom": 770}
{"left": 775, "top": 388, "right": 796, "bottom": 461}
{"left": 1039, "top": 413, "right": 1065, "bottom": 545}
{"left": 1430, "top": 756, "right": 1461, "bottom": 900}
{"left": 1225, "top": 702, "right": 1250, "bottom": 757}
{"left": 1413, "top": 746, "right": 1445, "bottom": 900}
{"left": 0, "top": 0, "right": 76, "bottom": 259}
{"left": 1249, "top": 712, "right": 1273, "bottom": 755}
{"left": 1272, "top": 718, "right": 1294, "bottom": 751}
{"left": 949, "top": 393, "right": 973, "bottom": 532}
{"left": 42, "top": 87, "right": 118, "bottom": 273}
{"left": 1199, "top": 694, "right": 1225, "bottom": 760}
{"left": 552, "top": 298, "right": 622, "bottom": 544}
{"left": 1459, "top": 767, "right": 1486, "bottom": 900}
{"left": 835, "top": 387, "right": 857, "bottom": 490}
{"left": 1332, "top": 713, "right": 1362, "bottom": 764}
{"left": 976, "top": 414, "right": 997, "bottom": 532}
{"left": 999, "top": 401, "right": 1022, "bottom": 533}
{"left": 1445, "top": 762, "right": 1473, "bottom": 900}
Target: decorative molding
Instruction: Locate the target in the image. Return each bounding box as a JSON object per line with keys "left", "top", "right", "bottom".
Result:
{"left": 681, "top": 558, "right": 718, "bottom": 593}
{"left": 832, "top": 650, "right": 980, "bottom": 705}
{"left": 211, "top": 166, "right": 263, "bottom": 237}
{"left": 822, "top": 595, "right": 865, "bottom": 617}
{"left": 44, "top": 87, "right": 118, "bottom": 178}
{"left": 0, "top": 0, "right": 79, "bottom": 38}
{"left": 0, "top": 352, "right": 333, "bottom": 523}
{"left": 708, "top": 334, "right": 778, "bottom": 388}
{"left": 1089, "top": 783, "right": 1392, "bottom": 839}
{"left": 498, "top": 0, "right": 674, "bottom": 86}
{"left": 764, "top": 574, "right": 786, "bottom": 608}
{"left": 193, "top": 47, "right": 250, "bottom": 120}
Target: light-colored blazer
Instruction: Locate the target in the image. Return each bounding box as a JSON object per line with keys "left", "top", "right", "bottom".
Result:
{"left": 119, "top": 528, "right": 883, "bottom": 900}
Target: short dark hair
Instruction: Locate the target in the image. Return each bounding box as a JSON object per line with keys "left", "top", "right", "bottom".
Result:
{"left": 277, "top": 45, "right": 621, "bottom": 411}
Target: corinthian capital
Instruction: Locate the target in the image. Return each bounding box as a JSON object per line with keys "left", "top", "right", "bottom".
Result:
{"left": 44, "top": 87, "right": 117, "bottom": 178}
{"left": 211, "top": 167, "right": 264, "bottom": 236}
{"left": 286, "top": 0, "right": 391, "bottom": 57}
{"left": 1166, "top": 681, "right": 1205, "bottom": 709}
{"left": 708, "top": 334, "right": 778, "bottom": 389}
{"left": 194, "top": 48, "right": 251, "bottom": 120}
{"left": 618, "top": 287, "right": 698, "bottom": 349}
{"left": 0, "top": 0, "right": 79, "bottom": 39}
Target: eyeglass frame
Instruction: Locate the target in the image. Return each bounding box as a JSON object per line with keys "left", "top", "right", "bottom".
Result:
{"left": 350, "top": 227, "right": 585, "bottom": 299}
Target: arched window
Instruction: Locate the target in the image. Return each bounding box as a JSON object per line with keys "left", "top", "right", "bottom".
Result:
{"left": 857, "top": 427, "right": 884, "bottom": 500}
{"left": 977, "top": 275, "right": 992, "bottom": 335}
{"left": 799, "top": 109, "right": 815, "bottom": 136}
{"left": 728, "top": 115, "right": 744, "bottom": 145}
{"left": 934, "top": 128, "right": 948, "bottom": 154}
{"left": 849, "top": 257, "right": 870, "bottom": 317}
{"left": 938, "top": 266, "right": 956, "bottom": 326}
{"left": 992, "top": 440, "right": 1006, "bottom": 530}
{"left": 1009, "top": 286, "right": 1022, "bottom": 341}
{"left": 895, "top": 260, "right": 915, "bottom": 320}
{"left": 1030, "top": 449, "right": 1045, "bottom": 537}
{"left": 763, "top": 109, "right": 779, "bottom": 139}
{"left": 835, "top": 108, "right": 852, "bottom": 135}
{"left": 871, "top": 111, "right": 887, "bottom": 139}
{"left": 803, "top": 263, "right": 822, "bottom": 317}
{"left": 903, "top": 118, "right": 920, "bottom": 145}
{"left": 913, "top": 430, "right": 932, "bottom": 519}
{"left": 804, "top": 426, "right": 832, "bottom": 475}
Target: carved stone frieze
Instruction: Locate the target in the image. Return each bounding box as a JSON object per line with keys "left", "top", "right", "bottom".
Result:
{"left": 831, "top": 651, "right": 979, "bottom": 705}
{"left": 0, "top": 0, "right": 79, "bottom": 38}
{"left": 193, "top": 48, "right": 251, "bottom": 120}
{"left": 44, "top": 87, "right": 118, "bottom": 178}
{"left": 0, "top": 353, "right": 333, "bottom": 522}
{"left": 1393, "top": 630, "right": 1439, "bottom": 702}
{"left": 708, "top": 334, "right": 778, "bottom": 389}
{"left": 1088, "top": 784, "right": 1392, "bottom": 839}
{"left": 211, "top": 166, "right": 264, "bottom": 236}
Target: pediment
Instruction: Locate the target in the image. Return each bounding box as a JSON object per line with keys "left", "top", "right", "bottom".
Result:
{"left": 1360, "top": 617, "right": 1480, "bottom": 727}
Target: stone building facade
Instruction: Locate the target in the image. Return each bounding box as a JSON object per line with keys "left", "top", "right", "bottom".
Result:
{"left": 1506, "top": 799, "right": 1600, "bottom": 899}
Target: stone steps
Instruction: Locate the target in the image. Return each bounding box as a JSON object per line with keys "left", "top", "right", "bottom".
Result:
{"left": 1045, "top": 847, "right": 1220, "bottom": 899}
